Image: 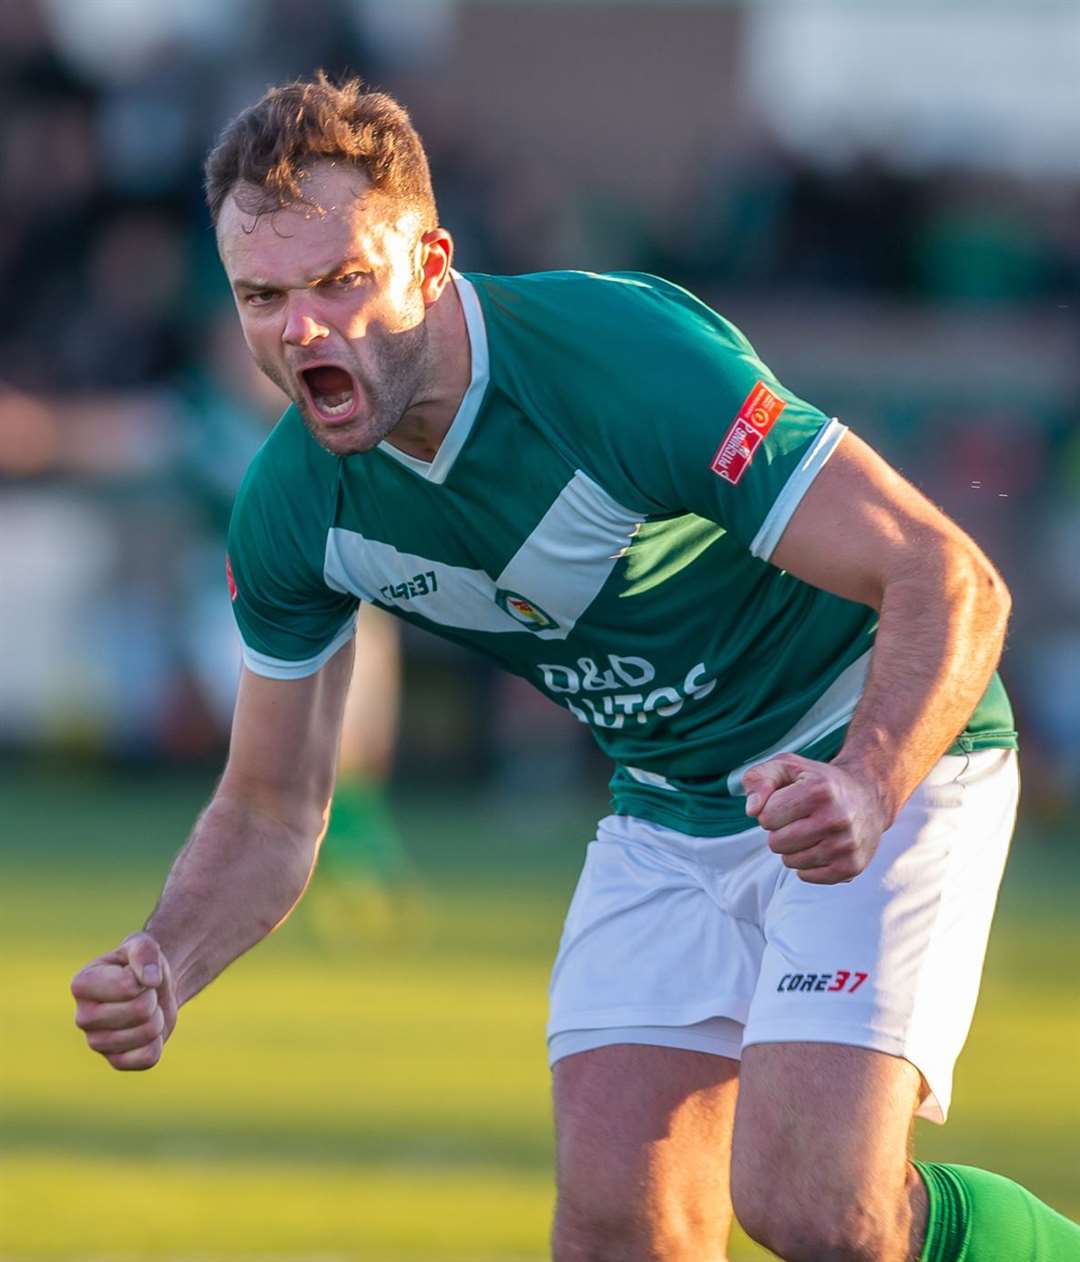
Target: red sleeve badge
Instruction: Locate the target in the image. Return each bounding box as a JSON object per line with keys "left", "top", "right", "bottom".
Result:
{"left": 225, "top": 554, "right": 238, "bottom": 602}
{"left": 710, "top": 381, "right": 787, "bottom": 485}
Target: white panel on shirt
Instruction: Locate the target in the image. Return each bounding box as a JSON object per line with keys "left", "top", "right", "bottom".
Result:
{"left": 323, "top": 469, "right": 643, "bottom": 642}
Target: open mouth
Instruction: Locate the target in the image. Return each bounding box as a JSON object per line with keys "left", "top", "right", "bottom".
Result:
{"left": 300, "top": 365, "right": 361, "bottom": 424}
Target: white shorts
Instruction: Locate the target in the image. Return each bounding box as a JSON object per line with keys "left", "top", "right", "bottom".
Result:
{"left": 547, "top": 748, "right": 1019, "bottom": 1123}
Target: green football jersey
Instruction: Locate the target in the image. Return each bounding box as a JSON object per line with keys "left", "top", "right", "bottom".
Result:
{"left": 227, "top": 270, "right": 1016, "bottom": 836}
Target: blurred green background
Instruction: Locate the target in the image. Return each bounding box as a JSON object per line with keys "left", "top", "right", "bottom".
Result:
{"left": 3, "top": 767, "right": 1078, "bottom": 1261}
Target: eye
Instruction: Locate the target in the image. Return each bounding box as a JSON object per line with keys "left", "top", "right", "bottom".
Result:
{"left": 243, "top": 290, "right": 279, "bottom": 307}
{"left": 330, "top": 271, "right": 366, "bottom": 288}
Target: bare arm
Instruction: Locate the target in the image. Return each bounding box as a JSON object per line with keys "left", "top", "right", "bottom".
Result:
{"left": 72, "top": 641, "right": 354, "bottom": 1066}
{"left": 148, "top": 643, "right": 355, "bottom": 1004}
{"left": 743, "top": 430, "right": 1010, "bottom": 881}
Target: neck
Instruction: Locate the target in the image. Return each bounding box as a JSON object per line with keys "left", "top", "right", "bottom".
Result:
{"left": 384, "top": 279, "right": 471, "bottom": 462}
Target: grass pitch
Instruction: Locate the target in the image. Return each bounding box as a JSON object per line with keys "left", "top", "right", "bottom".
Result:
{"left": 2, "top": 766, "right": 1078, "bottom": 1260}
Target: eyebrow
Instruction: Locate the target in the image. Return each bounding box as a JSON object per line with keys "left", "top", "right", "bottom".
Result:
{"left": 232, "top": 258, "right": 370, "bottom": 291}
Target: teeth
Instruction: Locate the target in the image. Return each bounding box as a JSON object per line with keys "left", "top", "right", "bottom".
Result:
{"left": 317, "top": 390, "right": 353, "bottom": 417}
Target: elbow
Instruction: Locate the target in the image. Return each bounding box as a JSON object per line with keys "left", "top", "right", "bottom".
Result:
{"left": 944, "top": 540, "right": 1011, "bottom": 639}
{"left": 969, "top": 548, "right": 1011, "bottom": 622}
{"left": 988, "top": 567, "right": 1012, "bottom": 628}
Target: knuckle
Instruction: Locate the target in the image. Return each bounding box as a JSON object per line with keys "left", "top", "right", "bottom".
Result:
{"left": 133, "top": 990, "right": 158, "bottom": 1021}
{"left": 133, "top": 1018, "right": 160, "bottom": 1045}
{"left": 111, "top": 1041, "right": 158, "bottom": 1071}
{"left": 71, "top": 969, "right": 100, "bottom": 999}
{"left": 75, "top": 1001, "right": 102, "bottom": 1030}
{"left": 134, "top": 1040, "right": 163, "bottom": 1071}
{"left": 120, "top": 973, "right": 143, "bottom": 1000}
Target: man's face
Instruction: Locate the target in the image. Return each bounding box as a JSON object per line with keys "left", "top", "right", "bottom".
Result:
{"left": 217, "top": 162, "right": 431, "bottom": 456}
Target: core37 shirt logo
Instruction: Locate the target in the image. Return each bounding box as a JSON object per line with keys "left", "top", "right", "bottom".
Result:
{"left": 777, "top": 970, "right": 870, "bottom": 994}
{"left": 711, "top": 380, "right": 787, "bottom": 485}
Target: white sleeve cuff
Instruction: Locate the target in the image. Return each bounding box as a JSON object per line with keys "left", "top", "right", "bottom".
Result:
{"left": 240, "top": 613, "right": 357, "bottom": 680}
{"left": 749, "top": 419, "right": 847, "bottom": 561}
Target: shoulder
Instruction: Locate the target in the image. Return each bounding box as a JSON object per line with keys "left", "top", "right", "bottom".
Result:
{"left": 465, "top": 270, "right": 835, "bottom": 536}
{"left": 236, "top": 404, "right": 336, "bottom": 493}
{"left": 464, "top": 268, "right": 761, "bottom": 421}
{"left": 465, "top": 268, "right": 753, "bottom": 352}
{"left": 232, "top": 407, "right": 337, "bottom": 525}
{"left": 226, "top": 406, "right": 357, "bottom": 673}
{"left": 229, "top": 406, "right": 340, "bottom": 583}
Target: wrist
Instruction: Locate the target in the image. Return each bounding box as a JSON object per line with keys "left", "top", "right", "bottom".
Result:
{"left": 831, "top": 752, "right": 901, "bottom": 830}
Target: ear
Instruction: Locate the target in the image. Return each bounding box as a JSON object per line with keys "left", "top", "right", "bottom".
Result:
{"left": 418, "top": 228, "right": 454, "bottom": 305}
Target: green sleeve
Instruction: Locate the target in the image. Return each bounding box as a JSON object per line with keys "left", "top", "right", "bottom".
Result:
{"left": 510, "top": 271, "right": 845, "bottom": 555}
{"left": 226, "top": 416, "right": 358, "bottom": 679}
{"left": 605, "top": 274, "right": 844, "bottom": 554}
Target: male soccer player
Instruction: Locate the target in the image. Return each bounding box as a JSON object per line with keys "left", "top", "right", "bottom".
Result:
{"left": 71, "top": 76, "right": 1079, "bottom": 1261}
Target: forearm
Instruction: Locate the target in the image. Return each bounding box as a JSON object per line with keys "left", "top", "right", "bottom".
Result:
{"left": 144, "top": 792, "right": 326, "bottom": 1006}
{"left": 834, "top": 544, "right": 1010, "bottom": 824}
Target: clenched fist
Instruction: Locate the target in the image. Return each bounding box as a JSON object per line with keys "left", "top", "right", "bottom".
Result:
{"left": 743, "top": 753, "right": 890, "bottom": 885}
{"left": 71, "top": 933, "right": 177, "bottom": 1070}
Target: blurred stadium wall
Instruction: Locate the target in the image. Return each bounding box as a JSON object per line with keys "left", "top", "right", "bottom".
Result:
{"left": 1, "top": 0, "right": 1077, "bottom": 816}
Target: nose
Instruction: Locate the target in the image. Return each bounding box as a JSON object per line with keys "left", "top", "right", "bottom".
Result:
{"left": 282, "top": 301, "right": 330, "bottom": 347}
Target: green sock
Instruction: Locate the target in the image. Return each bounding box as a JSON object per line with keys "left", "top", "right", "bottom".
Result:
{"left": 916, "top": 1160, "right": 1080, "bottom": 1261}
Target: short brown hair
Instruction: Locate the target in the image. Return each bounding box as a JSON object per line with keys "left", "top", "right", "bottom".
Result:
{"left": 204, "top": 72, "right": 437, "bottom": 230}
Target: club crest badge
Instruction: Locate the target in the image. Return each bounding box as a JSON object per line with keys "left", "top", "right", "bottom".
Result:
{"left": 495, "top": 588, "right": 559, "bottom": 633}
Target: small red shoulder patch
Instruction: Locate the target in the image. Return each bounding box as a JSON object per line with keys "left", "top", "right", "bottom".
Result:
{"left": 225, "top": 554, "right": 238, "bottom": 602}
{"left": 710, "top": 381, "right": 787, "bottom": 485}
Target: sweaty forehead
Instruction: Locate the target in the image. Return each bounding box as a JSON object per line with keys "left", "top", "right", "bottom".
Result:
{"left": 219, "top": 203, "right": 362, "bottom": 281}
{"left": 217, "top": 170, "right": 395, "bottom": 285}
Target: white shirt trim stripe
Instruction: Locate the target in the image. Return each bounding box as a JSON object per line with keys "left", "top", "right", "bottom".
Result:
{"left": 749, "top": 418, "right": 847, "bottom": 561}
{"left": 241, "top": 613, "right": 357, "bottom": 680}
{"left": 725, "top": 647, "right": 872, "bottom": 795}
{"left": 375, "top": 272, "right": 489, "bottom": 485}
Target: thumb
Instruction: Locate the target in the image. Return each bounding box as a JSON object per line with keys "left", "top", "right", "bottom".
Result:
{"left": 121, "top": 932, "right": 164, "bottom": 989}
{"left": 742, "top": 757, "right": 801, "bottom": 816}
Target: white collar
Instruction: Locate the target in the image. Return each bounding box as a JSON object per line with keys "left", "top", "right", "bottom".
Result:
{"left": 376, "top": 271, "right": 489, "bottom": 484}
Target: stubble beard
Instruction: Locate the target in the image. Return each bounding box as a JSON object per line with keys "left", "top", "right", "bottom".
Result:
{"left": 255, "top": 317, "right": 431, "bottom": 457}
